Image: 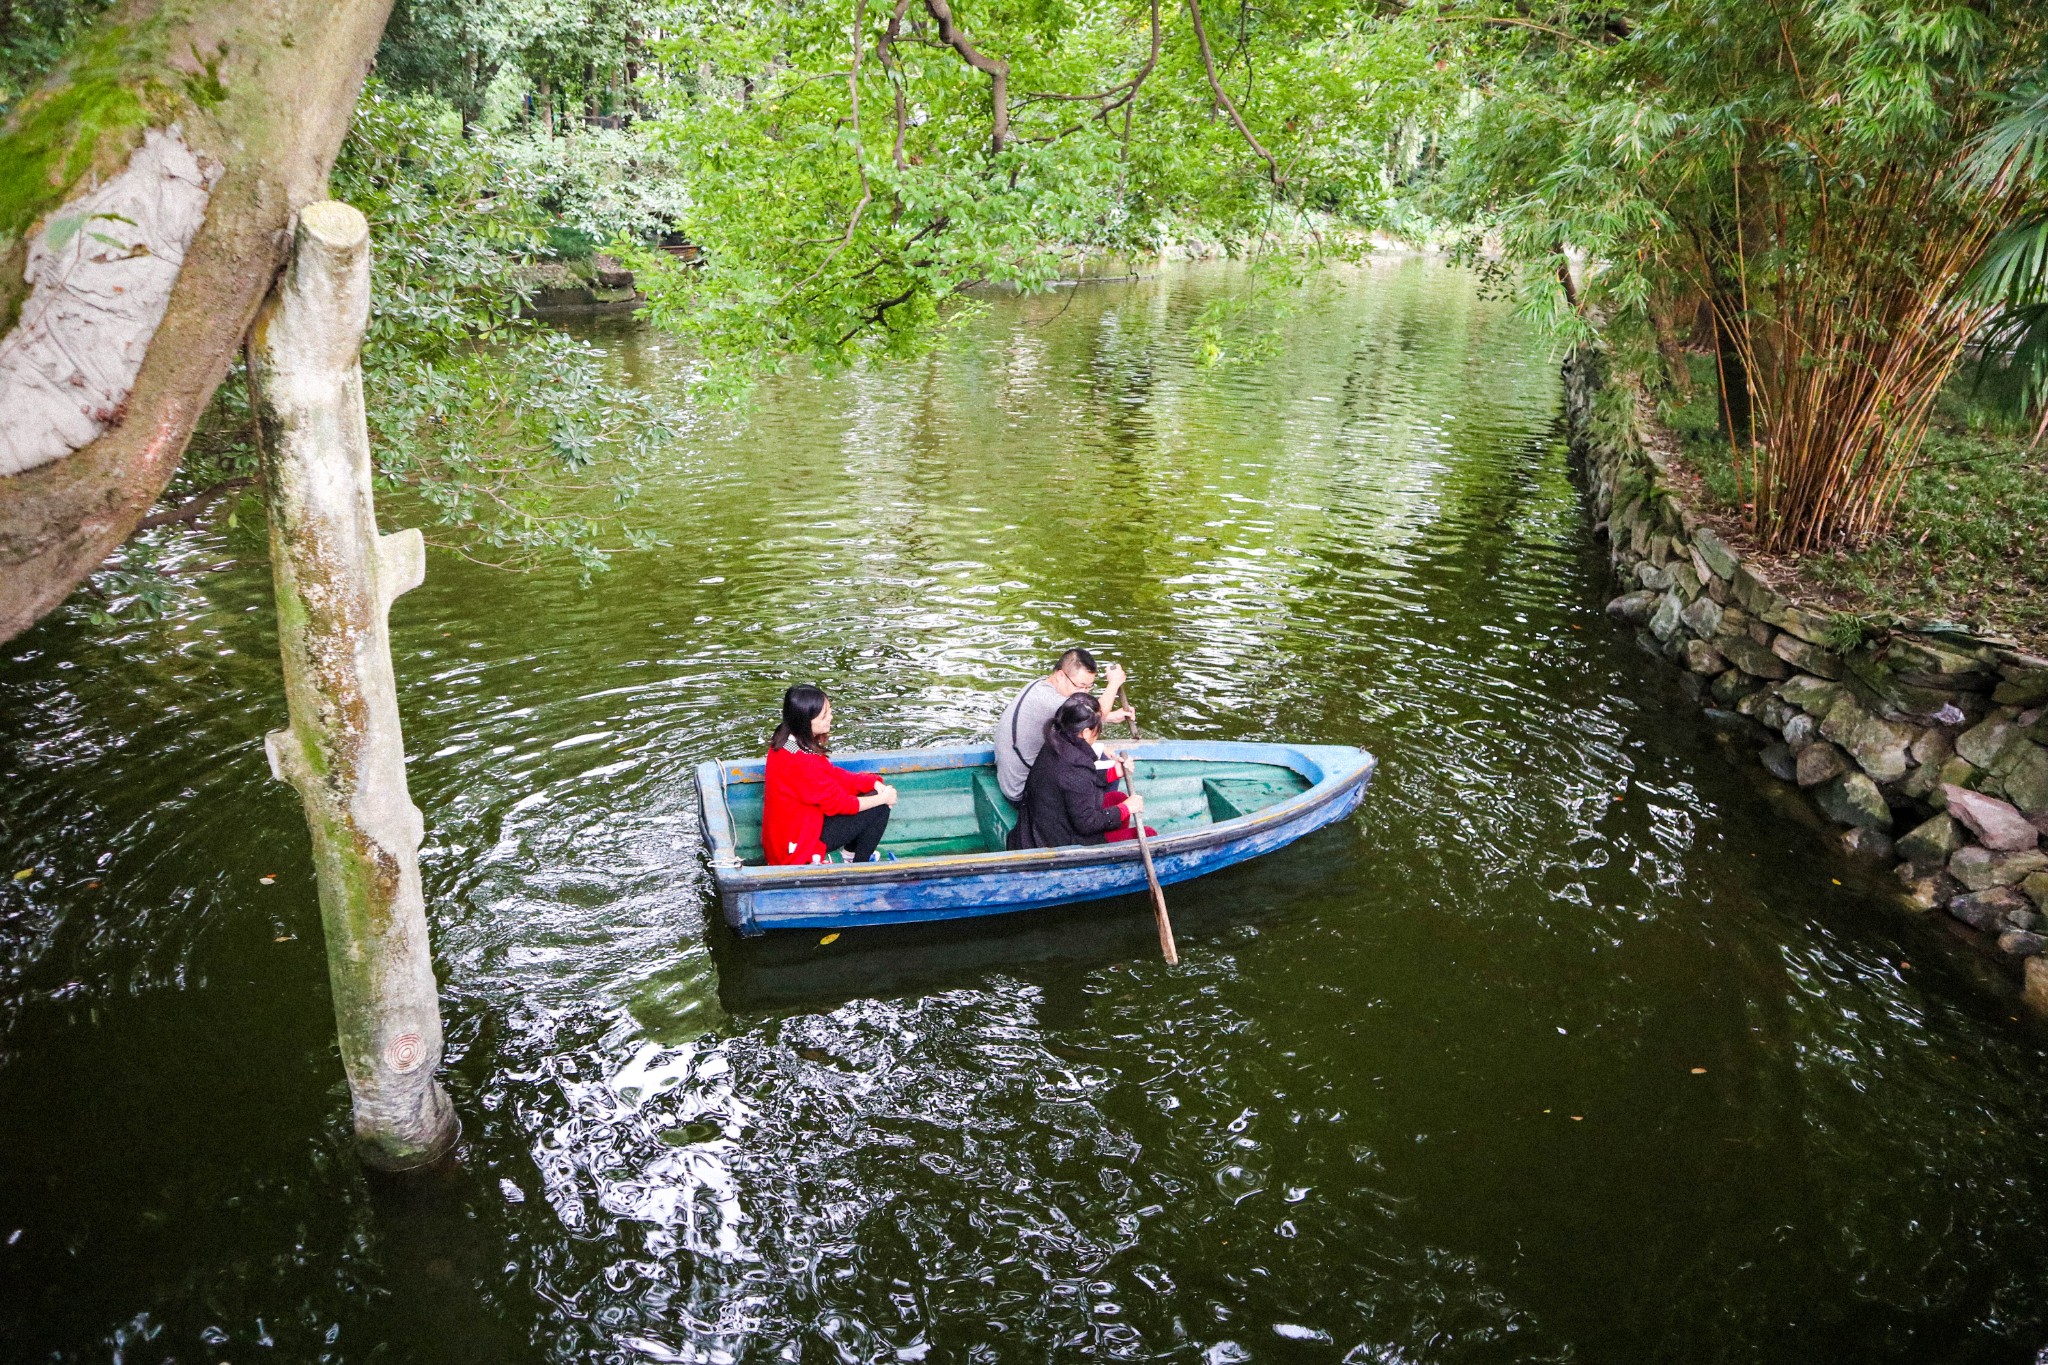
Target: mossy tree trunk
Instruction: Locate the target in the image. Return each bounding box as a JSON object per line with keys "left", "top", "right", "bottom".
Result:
{"left": 0, "top": 0, "right": 395, "bottom": 643}
{"left": 249, "top": 201, "right": 457, "bottom": 1172}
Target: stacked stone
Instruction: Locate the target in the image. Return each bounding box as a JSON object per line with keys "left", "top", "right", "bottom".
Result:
{"left": 1563, "top": 348, "right": 2048, "bottom": 998}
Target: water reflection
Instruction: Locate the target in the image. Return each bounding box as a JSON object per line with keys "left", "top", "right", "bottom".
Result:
{"left": 4, "top": 261, "right": 2048, "bottom": 1363}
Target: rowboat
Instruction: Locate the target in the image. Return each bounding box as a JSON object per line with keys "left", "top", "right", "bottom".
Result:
{"left": 693, "top": 739, "right": 1376, "bottom": 937}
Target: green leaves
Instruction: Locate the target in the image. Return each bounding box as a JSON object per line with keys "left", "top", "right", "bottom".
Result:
{"left": 1430, "top": 0, "right": 2048, "bottom": 547}
{"left": 631, "top": 0, "right": 1447, "bottom": 392}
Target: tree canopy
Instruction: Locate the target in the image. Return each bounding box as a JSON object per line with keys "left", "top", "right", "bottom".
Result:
{"left": 626, "top": 0, "right": 1448, "bottom": 385}
{"left": 4, "top": 0, "right": 2047, "bottom": 637}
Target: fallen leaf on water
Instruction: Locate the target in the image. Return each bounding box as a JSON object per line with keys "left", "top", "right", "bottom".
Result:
{"left": 13, "top": 869, "right": 33, "bottom": 880}
{"left": 1831, "top": 878, "right": 1841, "bottom": 885}
{"left": 1571, "top": 1115, "right": 1584, "bottom": 1121}
{"left": 1690, "top": 1067, "right": 1707, "bottom": 1074}
{"left": 819, "top": 933, "right": 840, "bottom": 945}
{"left": 275, "top": 935, "right": 294, "bottom": 943}
{"left": 85, "top": 880, "right": 99, "bottom": 890}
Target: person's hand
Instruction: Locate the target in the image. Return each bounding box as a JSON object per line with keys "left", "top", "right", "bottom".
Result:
{"left": 877, "top": 782, "right": 899, "bottom": 807}
{"left": 1103, "top": 705, "right": 1134, "bottom": 725}
{"left": 1104, "top": 662, "right": 1126, "bottom": 687}
{"left": 1126, "top": 793, "right": 1145, "bottom": 817}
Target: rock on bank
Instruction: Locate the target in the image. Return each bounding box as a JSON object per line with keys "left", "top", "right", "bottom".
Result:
{"left": 1562, "top": 346, "right": 2048, "bottom": 1007}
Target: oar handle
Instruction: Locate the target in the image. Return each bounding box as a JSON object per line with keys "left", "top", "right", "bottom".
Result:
{"left": 1119, "top": 702, "right": 1177, "bottom": 966}
{"left": 1135, "top": 821, "right": 1177, "bottom": 966}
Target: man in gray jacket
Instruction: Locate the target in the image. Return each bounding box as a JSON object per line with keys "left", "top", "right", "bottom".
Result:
{"left": 994, "top": 648, "right": 1132, "bottom": 803}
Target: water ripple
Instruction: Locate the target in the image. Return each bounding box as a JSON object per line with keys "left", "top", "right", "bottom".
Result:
{"left": 5, "top": 261, "right": 2048, "bottom": 1363}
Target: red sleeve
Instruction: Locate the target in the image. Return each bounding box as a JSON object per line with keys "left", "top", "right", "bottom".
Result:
{"left": 787, "top": 754, "right": 865, "bottom": 816}
{"left": 836, "top": 765, "right": 879, "bottom": 798}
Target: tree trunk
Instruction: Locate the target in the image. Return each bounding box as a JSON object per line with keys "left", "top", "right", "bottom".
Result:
{"left": 1712, "top": 304, "right": 1753, "bottom": 448}
{"left": 248, "top": 201, "right": 458, "bottom": 1172}
{"left": 0, "top": 0, "right": 397, "bottom": 643}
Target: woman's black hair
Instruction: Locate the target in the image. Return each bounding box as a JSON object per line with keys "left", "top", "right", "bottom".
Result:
{"left": 772, "top": 684, "right": 830, "bottom": 754}
{"left": 1045, "top": 691, "right": 1103, "bottom": 756}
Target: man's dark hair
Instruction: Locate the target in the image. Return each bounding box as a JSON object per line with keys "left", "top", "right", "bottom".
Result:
{"left": 1056, "top": 647, "right": 1097, "bottom": 676}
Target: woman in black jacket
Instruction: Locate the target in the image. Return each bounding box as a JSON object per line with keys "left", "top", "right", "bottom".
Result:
{"left": 1008, "top": 693, "right": 1150, "bottom": 850}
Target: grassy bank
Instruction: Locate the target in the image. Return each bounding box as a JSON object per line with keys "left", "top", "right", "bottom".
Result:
{"left": 1658, "top": 359, "right": 2048, "bottom": 654}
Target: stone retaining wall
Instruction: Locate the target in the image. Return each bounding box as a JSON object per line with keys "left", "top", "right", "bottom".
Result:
{"left": 1562, "top": 346, "right": 2048, "bottom": 1003}
{"left": 514, "top": 256, "right": 642, "bottom": 317}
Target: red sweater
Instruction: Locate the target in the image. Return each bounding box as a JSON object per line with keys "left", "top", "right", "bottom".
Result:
{"left": 763, "top": 745, "right": 879, "bottom": 865}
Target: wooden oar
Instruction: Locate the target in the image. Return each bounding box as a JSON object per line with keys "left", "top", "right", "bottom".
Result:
{"left": 1123, "top": 707, "right": 1179, "bottom": 966}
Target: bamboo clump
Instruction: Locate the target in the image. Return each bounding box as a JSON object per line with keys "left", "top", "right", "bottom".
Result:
{"left": 1692, "top": 137, "right": 2028, "bottom": 553}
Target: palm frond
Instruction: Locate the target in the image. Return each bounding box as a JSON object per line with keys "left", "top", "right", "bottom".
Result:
{"left": 1961, "top": 82, "right": 2048, "bottom": 194}
{"left": 1972, "top": 301, "right": 2048, "bottom": 436}
{"left": 1965, "top": 217, "right": 2048, "bottom": 305}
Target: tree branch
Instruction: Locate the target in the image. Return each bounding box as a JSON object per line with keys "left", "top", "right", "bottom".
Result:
{"left": 877, "top": 0, "right": 915, "bottom": 170}
{"left": 0, "top": 0, "right": 399, "bottom": 643}
{"left": 133, "top": 476, "right": 256, "bottom": 532}
{"left": 1020, "top": 0, "right": 1161, "bottom": 116}
{"left": 1425, "top": 12, "right": 1587, "bottom": 43}
{"left": 921, "top": 0, "right": 1010, "bottom": 152}
{"left": 1185, "top": 0, "right": 1281, "bottom": 188}
{"left": 840, "top": 285, "right": 921, "bottom": 344}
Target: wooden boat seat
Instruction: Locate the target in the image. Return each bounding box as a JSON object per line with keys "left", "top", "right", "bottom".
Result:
{"left": 1203, "top": 775, "right": 1300, "bottom": 823}
{"left": 972, "top": 769, "right": 1019, "bottom": 852}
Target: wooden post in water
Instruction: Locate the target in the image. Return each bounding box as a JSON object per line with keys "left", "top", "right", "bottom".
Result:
{"left": 248, "top": 201, "right": 458, "bottom": 1171}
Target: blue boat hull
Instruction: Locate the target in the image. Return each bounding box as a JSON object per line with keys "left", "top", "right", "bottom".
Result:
{"left": 694, "top": 740, "right": 1375, "bottom": 937}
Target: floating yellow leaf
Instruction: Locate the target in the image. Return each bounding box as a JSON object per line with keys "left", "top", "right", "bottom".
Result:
{"left": 1690, "top": 1067, "right": 1707, "bottom": 1074}
{"left": 1831, "top": 878, "right": 1841, "bottom": 885}
{"left": 819, "top": 933, "right": 840, "bottom": 945}
{"left": 275, "top": 935, "right": 294, "bottom": 943}
{"left": 1571, "top": 1115, "right": 1584, "bottom": 1121}
{"left": 12, "top": 868, "right": 33, "bottom": 880}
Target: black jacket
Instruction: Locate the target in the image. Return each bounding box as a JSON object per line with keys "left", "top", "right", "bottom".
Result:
{"left": 1008, "top": 728, "right": 1127, "bottom": 850}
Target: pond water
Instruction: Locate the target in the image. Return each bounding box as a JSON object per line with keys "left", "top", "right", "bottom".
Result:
{"left": 5, "top": 261, "right": 2048, "bottom": 1364}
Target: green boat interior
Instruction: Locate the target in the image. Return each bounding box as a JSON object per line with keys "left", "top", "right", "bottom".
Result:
{"left": 723, "top": 758, "right": 1314, "bottom": 865}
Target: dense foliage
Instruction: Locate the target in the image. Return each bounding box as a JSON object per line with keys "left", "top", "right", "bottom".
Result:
{"left": 627, "top": 0, "right": 1447, "bottom": 388}
{"left": 14, "top": 0, "right": 2048, "bottom": 614}
{"left": 0, "top": 0, "right": 114, "bottom": 115}
{"left": 1435, "top": 0, "right": 2048, "bottom": 552}
{"left": 159, "top": 85, "right": 680, "bottom": 597}
{"left": 377, "top": 0, "right": 644, "bottom": 132}
{"left": 1963, "top": 81, "right": 2048, "bottom": 437}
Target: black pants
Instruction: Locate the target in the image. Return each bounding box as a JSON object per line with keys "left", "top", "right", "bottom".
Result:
{"left": 819, "top": 804, "right": 891, "bottom": 861}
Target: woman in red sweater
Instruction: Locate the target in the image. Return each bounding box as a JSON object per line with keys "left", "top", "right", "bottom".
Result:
{"left": 762, "top": 685, "right": 898, "bottom": 865}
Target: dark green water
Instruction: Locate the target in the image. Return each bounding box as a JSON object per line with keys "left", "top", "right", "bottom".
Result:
{"left": 5, "top": 261, "right": 2048, "bottom": 1364}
